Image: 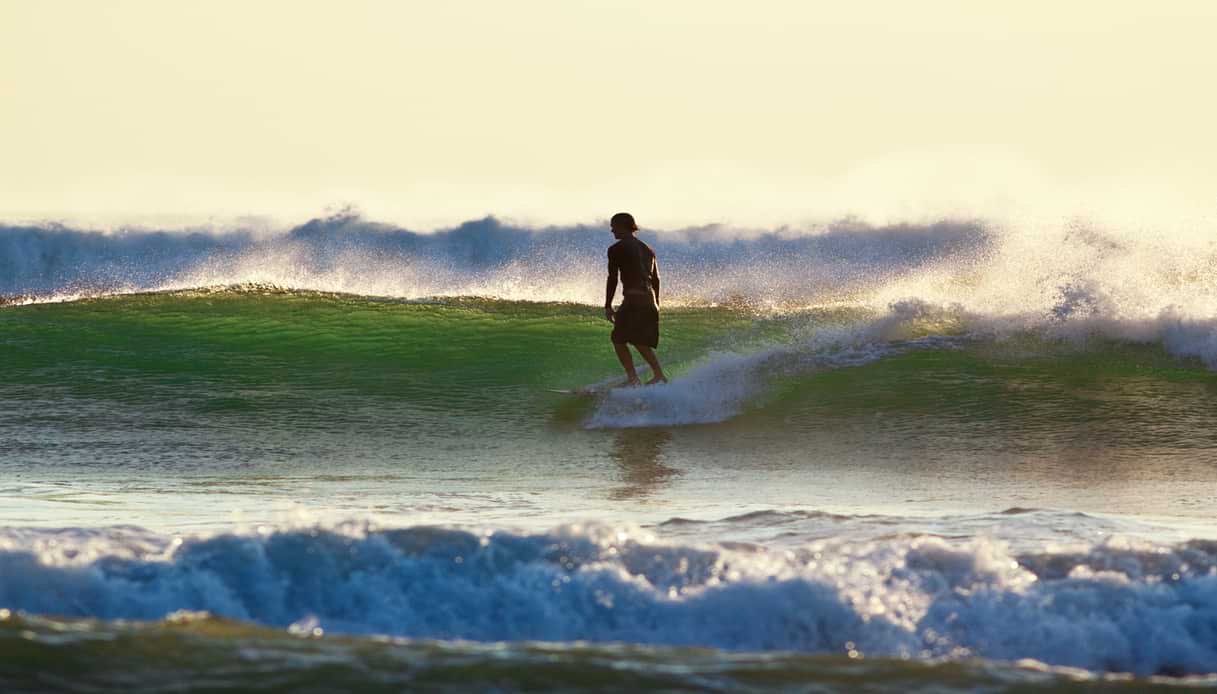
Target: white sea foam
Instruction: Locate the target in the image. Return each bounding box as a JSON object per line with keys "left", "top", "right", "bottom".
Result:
{"left": 0, "top": 215, "right": 990, "bottom": 306}
{"left": 588, "top": 301, "right": 969, "bottom": 428}
{"left": 1, "top": 521, "right": 1215, "bottom": 676}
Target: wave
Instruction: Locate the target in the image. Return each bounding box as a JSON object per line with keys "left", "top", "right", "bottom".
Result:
{"left": 2, "top": 522, "right": 1216, "bottom": 676}
{"left": 0, "top": 213, "right": 988, "bottom": 306}
{"left": 588, "top": 301, "right": 971, "bottom": 427}
{"left": 7, "top": 211, "right": 1217, "bottom": 433}
{"left": 3, "top": 286, "right": 1216, "bottom": 436}
{"left": 5, "top": 211, "right": 1217, "bottom": 361}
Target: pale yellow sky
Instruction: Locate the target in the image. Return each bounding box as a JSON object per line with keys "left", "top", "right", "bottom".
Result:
{"left": 2, "top": 0, "right": 1215, "bottom": 229}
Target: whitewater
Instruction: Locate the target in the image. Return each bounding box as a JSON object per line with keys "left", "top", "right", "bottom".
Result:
{"left": 4, "top": 211, "right": 1217, "bottom": 690}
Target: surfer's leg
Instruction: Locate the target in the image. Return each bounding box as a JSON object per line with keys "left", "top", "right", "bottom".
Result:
{"left": 635, "top": 346, "right": 667, "bottom": 384}
{"left": 613, "top": 342, "right": 642, "bottom": 386}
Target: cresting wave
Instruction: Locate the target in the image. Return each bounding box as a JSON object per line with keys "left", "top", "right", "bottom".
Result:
{"left": 588, "top": 306, "right": 970, "bottom": 427}
{"left": 5, "top": 211, "right": 1217, "bottom": 368}
{"left": 0, "top": 212, "right": 990, "bottom": 306}
{"left": 1, "top": 520, "right": 1216, "bottom": 677}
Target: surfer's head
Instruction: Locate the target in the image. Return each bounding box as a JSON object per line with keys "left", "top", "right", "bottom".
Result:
{"left": 610, "top": 212, "right": 638, "bottom": 238}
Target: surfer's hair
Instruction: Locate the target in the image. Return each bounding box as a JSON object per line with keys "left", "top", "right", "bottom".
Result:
{"left": 610, "top": 212, "right": 638, "bottom": 231}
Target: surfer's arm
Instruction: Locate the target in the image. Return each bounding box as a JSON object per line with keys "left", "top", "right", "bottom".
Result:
{"left": 651, "top": 259, "right": 660, "bottom": 306}
{"left": 605, "top": 250, "right": 619, "bottom": 320}
{"left": 605, "top": 271, "right": 618, "bottom": 307}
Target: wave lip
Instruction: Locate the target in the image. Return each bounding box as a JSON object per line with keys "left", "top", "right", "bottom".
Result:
{"left": 2, "top": 523, "right": 1217, "bottom": 677}
{"left": 0, "top": 214, "right": 990, "bottom": 305}
{"left": 587, "top": 304, "right": 969, "bottom": 428}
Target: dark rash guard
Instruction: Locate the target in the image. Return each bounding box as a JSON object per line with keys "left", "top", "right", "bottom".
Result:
{"left": 606, "top": 237, "right": 660, "bottom": 306}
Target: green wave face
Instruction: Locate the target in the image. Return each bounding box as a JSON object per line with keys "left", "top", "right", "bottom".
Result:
{"left": 0, "top": 291, "right": 793, "bottom": 475}
{"left": 4, "top": 289, "right": 1217, "bottom": 475}
{"left": 767, "top": 345, "right": 1217, "bottom": 454}
{"left": 0, "top": 289, "right": 780, "bottom": 409}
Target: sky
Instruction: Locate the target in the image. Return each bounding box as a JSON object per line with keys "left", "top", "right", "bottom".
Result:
{"left": 2, "top": 0, "right": 1216, "bottom": 230}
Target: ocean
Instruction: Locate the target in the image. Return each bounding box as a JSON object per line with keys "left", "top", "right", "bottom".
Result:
{"left": 2, "top": 213, "right": 1217, "bottom": 691}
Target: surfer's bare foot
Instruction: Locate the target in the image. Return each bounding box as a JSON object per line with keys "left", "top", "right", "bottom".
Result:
{"left": 645, "top": 375, "right": 668, "bottom": 385}
{"left": 625, "top": 376, "right": 642, "bottom": 387}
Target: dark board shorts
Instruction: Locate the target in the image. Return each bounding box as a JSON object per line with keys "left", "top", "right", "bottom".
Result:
{"left": 611, "top": 301, "right": 659, "bottom": 348}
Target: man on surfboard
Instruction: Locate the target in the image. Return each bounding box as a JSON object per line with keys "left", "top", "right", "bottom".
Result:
{"left": 605, "top": 212, "right": 668, "bottom": 386}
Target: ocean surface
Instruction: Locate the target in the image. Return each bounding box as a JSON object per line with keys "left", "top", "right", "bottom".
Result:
{"left": 3, "top": 213, "right": 1217, "bottom": 691}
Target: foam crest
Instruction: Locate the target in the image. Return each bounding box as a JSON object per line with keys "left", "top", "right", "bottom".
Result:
{"left": 0, "top": 215, "right": 988, "bottom": 305}
{"left": 1, "top": 523, "right": 1216, "bottom": 676}
{"left": 588, "top": 302, "right": 967, "bottom": 428}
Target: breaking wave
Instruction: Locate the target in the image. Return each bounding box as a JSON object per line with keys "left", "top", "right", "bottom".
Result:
{"left": 2, "top": 521, "right": 1216, "bottom": 677}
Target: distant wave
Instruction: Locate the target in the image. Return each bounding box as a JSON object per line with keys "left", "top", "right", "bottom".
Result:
{"left": 2, "top": 522, "right": 1216, "bottom": 676}
{"left": 0, "top": 213, "right": 988, "bottom": 304}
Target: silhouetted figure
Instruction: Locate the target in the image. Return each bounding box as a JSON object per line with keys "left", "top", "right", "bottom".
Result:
{"left": 605, "top": 212, "right": 667, "bottom": 386}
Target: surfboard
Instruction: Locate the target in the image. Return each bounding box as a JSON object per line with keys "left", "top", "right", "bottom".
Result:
{"left": 545, "top": 387, "right": 602, "bottom": 396}
{"left": 546, "top": 380, "right": 668, "bottom": 396}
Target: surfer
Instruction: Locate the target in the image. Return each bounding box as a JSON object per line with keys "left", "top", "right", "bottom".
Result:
{"left": 605, "top": 212, "right": 668, "bottom": 386}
